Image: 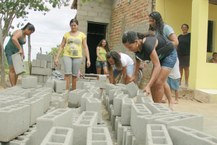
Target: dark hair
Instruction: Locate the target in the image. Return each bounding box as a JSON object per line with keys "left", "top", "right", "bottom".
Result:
{"left": 149, "top": 11, "right": 164, "bottom": 35}
{"left": 21, "top": 23, "right": 35, "bottom": 32}
{"left": 122, "top": 31, "right": 145, "bottom": 44}
{"left": 106, "top": 51, "right": 122, "bottom": 69}
{"left": 213, "top": 52, "right": 217, "bottom": 56}
{"left": 181, "top": 24, "right": 189, "bottom": 29}
{"left": 70, "top": 19, "right": 79, "bottom": 25}
{"left": 98, "top": 39, "right": 110, "bottom": 52}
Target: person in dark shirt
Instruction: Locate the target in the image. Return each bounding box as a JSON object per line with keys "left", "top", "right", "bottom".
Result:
{"left": 177, "top": 24, "right": 191, "bottom": 87}
{"left": 122, "top": 31, "right": 177, "bottom": 103}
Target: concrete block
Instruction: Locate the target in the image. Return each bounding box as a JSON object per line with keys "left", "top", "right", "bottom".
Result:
{"left": 36, "top": 108, "right": 73, "bottom": 145}
{"left": 36, "top": 53, "right": 53, "bottom": 62}
{"left": 145, "top": 103, "right": 172, "bottom": 114}
{"left": 54, "top": 80, "right": 66, "bottom": 93}
{"left": 20, "top": 96, "right": 44, "bottom": 126}
{"left": 0, "top": 96, "right": 25, "bottom": 108}
{"left": 68, "top": 89, "right": 87, "bottom": 108}
{"left": 105, "top": 83, "right": 116, "bottom": 95}
{"left": 72, "top": 111, "right": 98, "bottom": 145}
{"left": 194, "top": 89, "right": 217, "bottom": 103}
{"left": 44, "top": 77, "right": 55, "bottom": 90}
{"left": 153, "top": 113, "right": 204, "bottom": 131}
{"left": 40, "top": 127, "right": 73, "bottom": 145}
{"left": 97, "top": 75, "right": 108, "bottom": 89}
{"left": 130, "top": 104, "right": 152, "bottom": 145}
{"left": 87, "top": 127, "right": 113, "bottom": 145}
{"left": 31, "top": 67, "right": 52, "bottom": 76}
{"left": 40, "top": 60, "right": 47, "bottom": 68}
{"left": 169, "top": 126, "right": 217, "bottom": 145}
{"left": 122, "top": 127, "right": 133, "bottom": 145}
{"left": 80, "top": 93, "right": 94, "bottom": 112}
{"left": 126, "top": 82, "right": 139, "bottom": 98}
{"left": 113, "top": 94, "right": 128, "bottom": 116}
{"left": 21, "top": 76, "right": 38, "bottom": 89}
{"left": 121, "top": 98, "right": 133, "bottom": 125}
{"left": 86, "top": 97, "right": 102, "bottom": 124}
{"left": 11, "top": 53, "right": 25, "bottom": 75}
{"left": 0, "top": 104, "right": 30, "bottom": 142}
{"left": 108, "top": 89, "right": 124, "bottom": 104}
{"left": 146, "top": 124, "right": 173, "bottom": 145}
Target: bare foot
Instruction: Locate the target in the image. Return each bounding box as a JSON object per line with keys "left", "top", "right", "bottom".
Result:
{"left": 174, "top": 100, "right": 179, "bottom": 104}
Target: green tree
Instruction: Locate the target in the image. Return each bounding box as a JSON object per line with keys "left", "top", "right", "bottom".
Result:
{"left": 0, "top": 0, "right": 70, "bottom": 86}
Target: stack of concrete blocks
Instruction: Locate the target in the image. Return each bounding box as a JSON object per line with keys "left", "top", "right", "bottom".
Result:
{"left": 86, "top": 127, "right": 113, "bottom": 145}
{"left": 11, "top": 53, "right": 25, "bottom": 75}
{"left": 36, "top": 108, "right": 73, "bottom": 145}
{"left": 68, "top": 89, "right": 87, "bottom": 108}
{"left": 146, "top": 124, "right": 173, "bottom": 145}
{"left": 0, "top": 104, "right": 30, "bottom": 142}
{"left": 169, "top": 126, "right": 217, "bottom": 145}
{"left": 40, "top": 127, "right": 73, "bottom": 145}
{"left": 31, "top": 53, "right": 53, "bottom": 84}
{"left": 21, "top": 76, "right": 38, "bottom": 89}
{"left": 9, "top": 125, "right": 37, "bottom": 145}
{"left": 72, "top": 111, "right": 98, "bottom": 145}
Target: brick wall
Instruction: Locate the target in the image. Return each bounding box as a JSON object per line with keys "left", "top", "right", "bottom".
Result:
{"left": 110, "top": 0, "right": 153, "bottom": 53}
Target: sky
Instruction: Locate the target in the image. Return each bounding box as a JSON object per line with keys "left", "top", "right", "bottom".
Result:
{"left": 5, "top": 0, "right": 77, "bottom": 60}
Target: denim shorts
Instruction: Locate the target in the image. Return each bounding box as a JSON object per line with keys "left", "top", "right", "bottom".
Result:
{"left": 96, "top": 61, "right": 107, "bottom": 68}
{"left": 167, "top": 77, "right": 180, "bottom": 91}
{"left": 63, "top": 56, "right": 82, "bottom": 76}
{"left": 6, "top": 54, "right": 13, "bottom": 66}
{"left": 161, "top": 49, "right": 177, "bottom": 69}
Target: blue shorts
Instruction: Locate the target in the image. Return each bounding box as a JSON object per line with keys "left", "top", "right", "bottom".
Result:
{"left": 167, "top": 77, "right": 180, "bottom": 91}
{"left": 96, "top": 61, "right": 107, "bottom": 68}
{"left": 161, "top": 49, "right": 177, "bottom": 69}
{"left": 6, "top": 54, "right": 13, "bottom": 66}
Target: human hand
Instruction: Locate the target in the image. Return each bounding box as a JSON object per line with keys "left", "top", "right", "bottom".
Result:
{"left": 18, "top": 49, "right": 24, "bottom": 59}
{"left": 143, "top": 85, "right": 151, "bottom": 96}
{"left": 86, "top": 60, "right": 91, "bottom": 68}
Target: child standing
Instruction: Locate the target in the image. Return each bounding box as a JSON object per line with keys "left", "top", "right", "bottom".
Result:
{"left": 167, "top": 58, "right": 181, "bottom": 103}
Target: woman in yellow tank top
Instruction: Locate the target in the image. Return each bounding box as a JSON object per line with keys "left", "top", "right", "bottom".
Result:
{"left": 96, "top": 39, "right": 110, "bottom": 74}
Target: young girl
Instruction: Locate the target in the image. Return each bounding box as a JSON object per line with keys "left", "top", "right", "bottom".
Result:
{"left": 96, "top": 39, "right": 110, "bottom": 75}
{"left": 122, "top": 31, "right": 177, "bottom": 103}
{"left": 106, "top": 51, "right": 134, "bottom": 84}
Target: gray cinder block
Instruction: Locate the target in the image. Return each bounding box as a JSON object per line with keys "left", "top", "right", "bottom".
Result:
{"left": 121, "top": 98, "right": 133, "bottom": 125}
{"left": 12, "top": 53, "right": 25, "bottom": 75}
{"left": 21, "top": 76, "right": 38, "bottom": 89}
{"left": 169, "top": 126, "right": 217, "bottom": 145}
{"left": 146, "top": 124, "right": 173, "bottom": 145}
{"left": 40, "top": 127, "right": 73, "bottom": 145}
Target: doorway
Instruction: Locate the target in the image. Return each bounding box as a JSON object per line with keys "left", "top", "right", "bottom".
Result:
{"left": 85, "top": 22, "right": 107, "bottom": 74}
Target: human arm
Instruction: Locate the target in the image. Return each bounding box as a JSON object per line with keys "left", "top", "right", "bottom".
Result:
{"left": 54, "top": 37, "right": 66, "bottom": 66}
{"left": 12, "top": 30, "right": 24, "bottom": 58}
{"left": 144, "top": 42, "right": 161, "bottom": 95}
{"left": 96, "top": 47, "right": 104, "bottom": 61}
{"left": 108, "top": 65, "right": 115, "bottom": 84}
{"left": 122, "top": 66, "right": 127, "bottom": 84}
{"left": 168, "top": 33, "right": 179, "bottom": 47}
{"left": 131, "top": 58, "right": 141, "bottom": 82}
{"left": 82, "top": 37, "right": 91, "bottom": 68}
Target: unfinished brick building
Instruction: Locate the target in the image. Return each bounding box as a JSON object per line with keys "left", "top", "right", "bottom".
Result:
{"left": 72, "top": 0, "right": 154, "bottom": 73}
